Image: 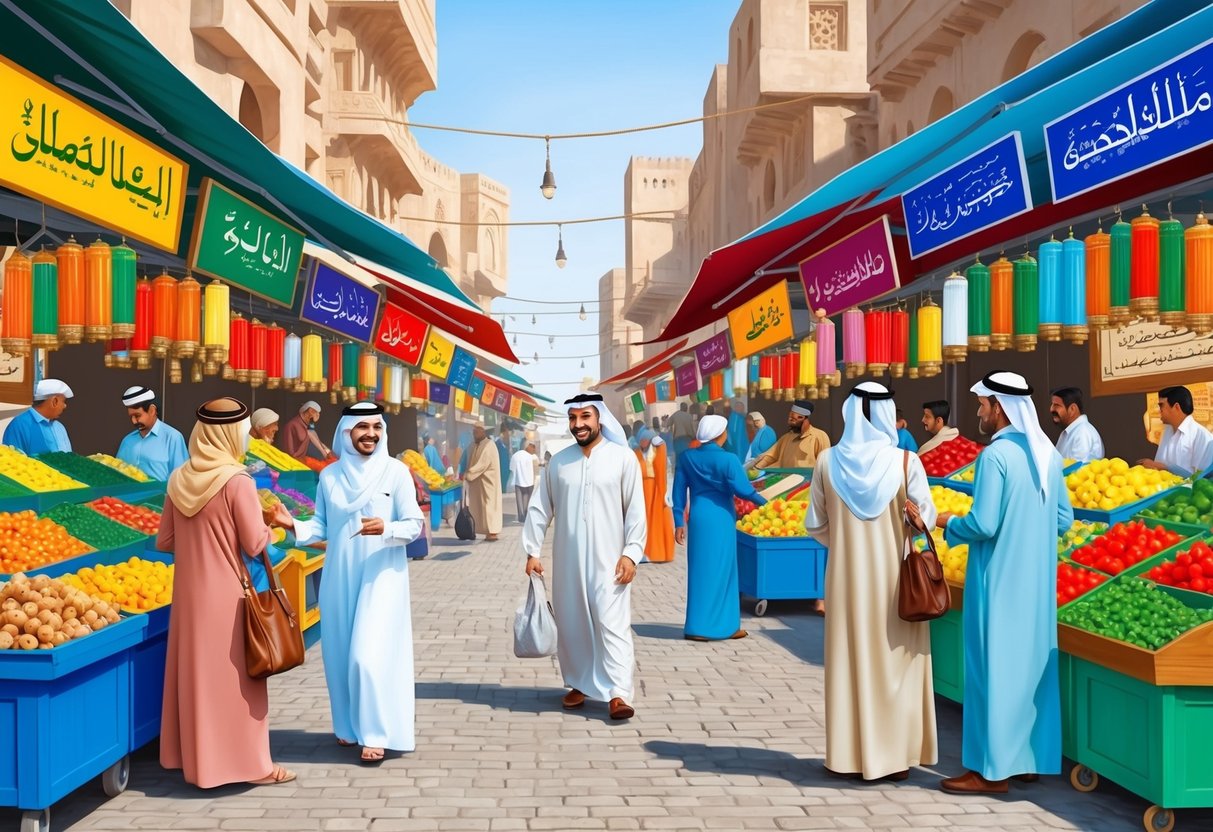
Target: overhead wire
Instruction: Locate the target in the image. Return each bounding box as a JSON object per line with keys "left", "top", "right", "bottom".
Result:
{"left": 397, "top": 209, "right": 680, "bottom": 227}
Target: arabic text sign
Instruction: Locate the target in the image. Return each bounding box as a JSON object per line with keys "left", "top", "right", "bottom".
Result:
{"left": 375, "top": 302, "right": 428, "bottom": 366}
{"left": 520, "top": 403, "right": 536, "bottom": 422}
{"left": 300, "top": 261, "right": 381, "bottom": 344}
{"left": 0, "top": 56, "right": 188, "bottom": 252}
{"left": 428, "top": 382, "right": 451, "bottom": 405}
{"left": 1047, "top": 38, "right": 1213, "bottom": 202}
{"left": 726, "top": 280, "right": 795, "bottom": 361}
{"left": 422, "top": 330, "right": 455, "bottom": 380}
{"left": 493, "top": 389, "right": 511, "bottom": 413}
{"left": 469, "top": 375, "right": 486, "bottom": 400}
{"left": 694, "top": 331, "right": 732, "bottom": 377}
{"left": 1090, "top": 319, "right": 1213, "bottom": 396}
{"left": 798, "top": 216, "right": 902, "bottom": 316}
{"left": 673, "top": 362, "right": 700, "bottom": 397}
{"left": 447, "top": 347, "right": 477, "bottom": 391}
{"left": 189, "top": 178, "right": 304, "bottom": 307}
{"left": 901, "top": 134, "right": 1032, "bottom": 259}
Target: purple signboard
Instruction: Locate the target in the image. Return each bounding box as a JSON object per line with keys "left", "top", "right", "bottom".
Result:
{"left": 694, "top": 331, "right": 732, "bottom": 377}
{"left": 673, "top": 362, "right": 700, "bottom": 397}
{"left": 798, "top": 216, "right": 901, "bottom": 316}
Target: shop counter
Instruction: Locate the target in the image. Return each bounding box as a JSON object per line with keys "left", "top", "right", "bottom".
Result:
{"left": 735, "top": 531, "right": 826, "bottom": 617}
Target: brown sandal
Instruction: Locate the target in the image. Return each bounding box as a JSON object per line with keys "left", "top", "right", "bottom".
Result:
{"left": 360, "top": 747, "right": 386, "bottom": 764}
{"left": 249, "top": 764, "right": 297, "bottom": 785}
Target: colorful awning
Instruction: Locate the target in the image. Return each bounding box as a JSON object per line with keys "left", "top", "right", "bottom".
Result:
{"left": 594, "top": 339, "right": 689, "bottom": 389}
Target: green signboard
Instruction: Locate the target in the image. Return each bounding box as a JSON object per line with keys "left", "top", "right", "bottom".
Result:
{"left": 519, "top": 403, "right": 536, "bottom": 423}
{"left": 629, "top": 391, "right": 644, "bottom": 413}
{"left": 188, "top": 177, "right": 305, "bottom": 307}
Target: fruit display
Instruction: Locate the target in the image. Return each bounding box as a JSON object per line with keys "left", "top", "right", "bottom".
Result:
{"left": 950, "top": 465, "right": 975, "bottom": 484}
{"left": 274, "top": 486, "right": 315, "bottom": 517}
{"left": 916, "top": 528, "right": 968, "bottom": 583}
{"left": 400, "top": 450, "right": 457, "bottom": 490}
{"left": 303, "top": 456, "right": 335, "bottom": 472}
{"left": 736, "top": 497, "right": 809, "bottom": 537}
{"left": 734, "top": 496, "right": 759, "bottom": 517}
{"left": 920, "top": 437, "right": 984, "bottom": 477}
{"left": 1057, "top": 561, "right": 1108, "bottom": 607}
{"left": 1067, "top": 521, "right": 1183, "bottom": 575}
{"left": 0, "top": 445, "right": 85, "bottom": 492}
{"left": 1059, "top": 578, "right": 1213, "bottom": 650}
{"left": 930, "top": 485, "right": 973, "bottom": 517}
{"left": 1057, "top": 520, "right": 1108, "bottom": 556}
{"left": 0, "top": 511, "right": 93, "bottom": 575}
{"left": 88, "top": 497, "right": 161, "bottom": 536}
{"left": 0, "top": 572, "right": 120, "bottom": 649}
{"left": 1140, "top": 539, "right": 1213, "bottom": 593}
{"left": 36, "top": 451, "right": 141, "bottom": 487}
{"left": 1137, "top": 478, "right": 1213, "bottom": 527}
{"left": 88, "top": 453, "right": 151, "bottom": 482}
{"left": 42, "top": 502, "right": 147, "bottom": 550}
{"left": 247, "top": 438, "right": 310, "bottom": 472}
{"left": 1065, "top": 457, "right": 1184, "bottom": 511}
{"left": 62, "top": 557, "right": 173, "bottom": 612}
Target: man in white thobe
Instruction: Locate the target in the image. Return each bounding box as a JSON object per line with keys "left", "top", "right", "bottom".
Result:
{"left": 510, "top": 441, "right": 539, "bottom": 523}
{"left": 1049, "top": 387, "right": 1104, "bottom": 463}
{"left": 273, "top": 402, "right": 424, "bottom": 763}
{"left": 1140, "top": 386, "right": 1213, "bottom": 477}
{"left": 523, "top": 393, "right": 647, "bottom": 720}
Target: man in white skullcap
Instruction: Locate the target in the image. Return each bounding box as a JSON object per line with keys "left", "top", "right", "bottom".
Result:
{"left": 273, "top": 401, "right": 425, "bottom": 764}
{"left": 116, "top": 386, "right": 188, "bottom": 481}
{"left": 748, "top": 399, "right": 831, "bottom": 471}
{"left": 2, "top": 378, "right": 74, "bottom": 455}
{"left": 935, "top": 372, "right": 1073, "bottom": 795}
{"left": 806, "top": 382, "right": 937, "bottom": 782}
{"left": 249, "top": 408, "right": 281, "bottom": 445}
{"left": 523, "top": 393, "right": 646, "bottom": 720}
{"left": 281, "top": 400, "right": 331, "bottom": 462}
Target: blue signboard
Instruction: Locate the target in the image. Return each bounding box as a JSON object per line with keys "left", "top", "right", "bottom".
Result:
{"left": 447, "top": 347, "right": 477, "bottom": 391}
{"left": 429, "top": 382, "right": 451, "bottom": 405}
{"left": 469, "top": 375, "right": 486, "bottom": 399}
{"left": 300, "top": 260, "right": 382, "bottom": 344}
{"left": 1046, "top": 38, "right": 1213, "bottom": 202}
{"left": 901, "top": 132, "right": 1033, "bottom": 259}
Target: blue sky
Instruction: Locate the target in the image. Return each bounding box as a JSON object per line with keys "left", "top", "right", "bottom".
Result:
{"left": 410, "top": 1, "right": 740, "bottom": 403}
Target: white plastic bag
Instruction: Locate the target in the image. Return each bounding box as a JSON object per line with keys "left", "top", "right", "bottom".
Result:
{"left": 513, "top": 573, "right": 558, "bottom": 658}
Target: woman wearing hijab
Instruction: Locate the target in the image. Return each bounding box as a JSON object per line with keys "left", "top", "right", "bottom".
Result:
{"left": 157, "top": 398, "right": 295, "bottom": 787}
{"left": 805, "top": 382, "right": 937, "bottom": 783}
{"left": 672, "top": 414, "right": 767, "bottom": 641}
{"left": 634, "top": 427, "right": 674, "bottom": 563}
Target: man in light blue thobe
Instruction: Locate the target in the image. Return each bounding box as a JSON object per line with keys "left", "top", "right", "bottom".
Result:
{"left": 937, "top": 372, "right": 1073, "bottom": 795}
{"left": 116, "top": 386, "right": 188, "bottom": 481}
{"left": 3, "top": 378, "right": 73, "bottom": 455}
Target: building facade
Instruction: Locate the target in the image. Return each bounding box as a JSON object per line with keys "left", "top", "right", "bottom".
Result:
{"left": 113, "top": 0, "right": 508, "bottom": 310}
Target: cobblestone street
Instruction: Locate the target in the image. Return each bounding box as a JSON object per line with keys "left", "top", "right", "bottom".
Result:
{"left": 12, "top": 508, "right": 1213, "bottom": 832}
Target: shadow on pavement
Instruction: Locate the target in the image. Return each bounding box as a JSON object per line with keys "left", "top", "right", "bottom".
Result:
{"left": 425, "top": 550, "right": 474, "bottom": 562}
{"left": 270, "top": 728, "right": 376, "bottom": 764}
{"left": 756, "top": 619, "right": 824, "bottom": 666}
{"left": 632, "top": 622, "right": 686, "bottom": 640}
{"left": 415, "top": 681, "right": 623, "bottom": 722}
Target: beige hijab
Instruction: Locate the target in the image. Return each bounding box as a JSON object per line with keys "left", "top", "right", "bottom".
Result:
{"left": 166, "top": 398, "right": 252, "bottom": 518}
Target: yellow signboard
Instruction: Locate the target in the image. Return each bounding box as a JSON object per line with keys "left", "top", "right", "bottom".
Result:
{"left": 509, "top": 397, "right": 523, "bottom": 419}
{"left": 0, "top": 56, "right": 188, "bottom": 252}
{"left": 726, "top": 280, "right": 795, "bottom": 360}
{"left": 422, "top": 330, "right": 455, "bottom": 380}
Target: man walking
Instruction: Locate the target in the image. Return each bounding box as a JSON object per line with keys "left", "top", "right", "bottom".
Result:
{"left": 509, "top": 440, "right": 539, "bottom": 523}
{"left": 668, "top": 402, "right": 695, "bottom": 465}
{"left": 464, "top": 421, "right": 503, "bottom": 541}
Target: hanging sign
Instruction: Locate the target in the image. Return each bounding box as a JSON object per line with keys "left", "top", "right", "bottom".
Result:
{"left": 726, "top": 280, "right": 795, "bottom": 360}
{"left": 655, "top": 379, "right": 672, "bottom": 401}
{"left": 374, "top": 302, "right": 428, "bottom": 366}
{"left": 0, "top": 56, "right": 188, "bottom": 252}
{"left": 673, "top": 361, "right": 700, "bottom": 397}
{"left": 629, "top": 391, "right": 645, "bottom": 413}
{"left": 694, "top": 331, "right": 732, "bottom": 376}
{"left": 410, "top": 377, "right": 428, "bottom": 400}
{"left": 1090, "top": 319, "right": 1213, "bottom": 396}
{"left": 509, "top": 397, "right": 524, "bottom": 419}
{"left": 799, "top": 215, "right": 902, "bottom": 315}
{"left": 469, "top": 375, "right": 487, "bottom": 400}
{"left": 300, "top": 261, "right": 381, "bottom": 344}
{"left": 429, "top": 382, "right": 451, "bottom": 405}
{"left": 493, "top": 388, "right": 511, "bottom": 413}
{"left": 1046, "top": 38, "right": 1213, "bottom": 202}
{"left": 447, "top": 347, "right": 477, "bottom": 391}
{"left": 189, "top": 178, "right": 305, "bottom": 306}
{"left": 901, "top": 134, "right": 1032, "bottom": 258}
{"left": 421, "top": 330, "right": 455, "bottom": 380}
{"left": 520, "top": 402, "right": 536, "bottom": 422}
{"left": 481, "top": 382, "right": 497, "bottom": 405}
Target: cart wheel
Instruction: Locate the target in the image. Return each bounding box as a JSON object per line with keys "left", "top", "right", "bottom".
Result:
{"left": 1144, "top": 806, "right": 1175, "bottom": 832}
{"left": 1069, "top": 764, "right": 1099, "bottom": 792}
{"left": 102, "top": 755, "right": 130, "bottom": 797}
{"left": 754, "top": 599, "right": 768, "bottom": 617}
{"left": 20, "top": 808, "right": 49, "bottom": 832}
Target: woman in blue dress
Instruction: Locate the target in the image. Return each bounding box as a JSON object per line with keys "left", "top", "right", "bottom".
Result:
{"left": 745, "top": 412, "right": 777, "bottom": 467}
{"left": 673, "top": 415, "right": 767, "bottom": 640}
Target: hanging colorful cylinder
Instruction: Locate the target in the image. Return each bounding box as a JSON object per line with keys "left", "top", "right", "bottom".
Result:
{"left": 990, "top": 254, "right": 1013, "bottom": 350}
{"left": 1109, "top": 215, "right": 1132, "bottom": 326}
{"left": 1037, "top": 236, "right": 1062, "bottom": 342}
{"left": 55, "top": 237, "right": 84, "bottom": 345}
{"left": 1130, "top": 205, "right": 1160, "bottom": 320}
{"left": 359, "top": 350, "right": 378, "bottom": 397}
{"left": 942, "top": 272, "right": 968, "bottom": 363}
{"left": 104, "top": 337, "right": 131, "bottom": 369}
{"left": 174, "top": 274, "right": 200, "bottom": 359}
{"left": 758, "top": 354, "right": 773, "bottom": 393}
{"left": 1061, "top": 229, "right": 1088, "bottom": 344}
{"left": 1187, "top": 211, "right": 1213, "bottom": 335}
{"left": 907, "top": 302, "right": 920, "bottom": 379}
{"left": 110, "top": 241, "right": 136, "bottom": 339}
{"left": 798, "top": 338, "right": 817, "bottom": 388}
{"left": 150, "top": 272, "right": 177, "bottom": 358}
{"left": 814, "top": 312, "right": 839, "bottom": 390}
{"left": 342, "top": 341, "right": 360, "bottom": 401}
{"left": 732, "top": 359, "right": 748, "bottom": 395}
{"left": 265, "top": 324, "right": 285, "bottom": 389}
{"left": 1013, "top": 252, "right": 1039, "bottom": 352}
{"left": 1159, "top": 211, "right": 1185, "bottom": 327}
{"left": 780, "top": 352, "right": 796, "bottom": 399}
{"left": 747, "top": 356, "right": 760, "bottom": 396}
{"left": 708, "top": 372, "right": 724, "bottom": 401}
{"left": 966, "top": 258, "right": 990, "bottom": 352}
{"left": 30, "top": 249, "right": 58, "bottom": 350}
{"left": 326, "top": 340, "right": 343, "bottom": 398}
{"left": 284, "top": 332, "right": 303, "bottom": 389}
{"left": 917, "top": 300, "right": 942, "bottom": 377}
{"left": 842, "top": 308, "right": 865, "bottom": 378}
{"left": 865, "top": 309, "right": 892, "bottom": 376}
{"left": 890, "top": 307, "right": 909, "bottom": 378}
{"left": 130, "top": 278, "right": 152, "bottom": 369}
{"left": 249, "top": 320, "right": 268, "bottom": 387}
{"left": 202, "top": 281, "right": 229, "bottom": 375}
{"left": 227, "top": 314, "right": 250, "bottom": 382}
{"left": 386, "top": 365, "right": 406, "bottom": 408}
{"left": 1084, "top": 226, "right": 1111, "bottom": 331}
{"left": 1, "top": 250, "right": 32, "bottom": 356}
{"left": 83, "top": 238, "right": 112, "bottom": 343}
{"left": 410, "top": 376, "right": 429, "bottom": 403}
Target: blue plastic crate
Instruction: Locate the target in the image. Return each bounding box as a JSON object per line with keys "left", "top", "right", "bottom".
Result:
{"left": 736, "top": 531, "right": 827, "bottom": 612}
{"left": 1072, "top": 487, "right": 1179, "bottom": 526}
{"left": 930, "top": 475, "right": 974, "bottom": 495}
{"left": 129, "top": 604, "right": 170, "bottom": 750}
{"left": 0, "top": 539, "right": 149, "bottom": 583}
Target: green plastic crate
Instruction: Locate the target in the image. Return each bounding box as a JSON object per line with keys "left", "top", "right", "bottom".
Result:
{"left": 930, "top": 607, "right": 965, "bottom": 704}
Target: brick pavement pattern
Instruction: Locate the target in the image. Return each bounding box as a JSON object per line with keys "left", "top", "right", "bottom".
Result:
{"left": 10, "top": 509, "right": 1213, "bottom": 831}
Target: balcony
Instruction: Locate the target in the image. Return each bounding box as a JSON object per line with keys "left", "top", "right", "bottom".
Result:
{"left": 191, "top": 0, "right": 305, "bottom": 64}
{"left": 327, "top": 0, "right": 437, "bottom": 107}
{"left": 622, "top": 262, "right": 692, "bottom": 334}
{"left": 328, "top": 90, "right": 424, "bottom": 196}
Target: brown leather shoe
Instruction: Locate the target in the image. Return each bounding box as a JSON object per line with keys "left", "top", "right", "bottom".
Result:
{"left": 1012, "top": 773, "right": 1040, "bottom": 783}
{"left": 729, "top": 629, "right": 748, "bottom": 639}
{"left": 823, "top": 766, "right": 861, "bottom": 780}
{"left": 561, "top": 689, "right": 585, "bottom": 709}
{"left": 684, "top": 634, "right": 709, "bottom": 642}
{"left": 940, "top": 770, "right": 1008, "bottom": 795}
{"left": 608, "top": 698, "right": 635, "bottom": 720}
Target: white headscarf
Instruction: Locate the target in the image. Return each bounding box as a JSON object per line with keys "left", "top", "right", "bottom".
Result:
{"left": 829, "top": 382, "right": 904, "bottom": 521}
{"left": 564, "top": 394, "right": 627, "bottom": 446}
{"left": 326, "top": 402, "right": 392, "bottom": 515}
{"left": 971, "top": 371, "right": 1055, "bottom": 500}
{"left": 697, "top": 414, "right": 728, "bottom": 443}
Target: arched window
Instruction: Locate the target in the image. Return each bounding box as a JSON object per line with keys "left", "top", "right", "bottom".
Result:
{"left": 1002, "top": 31, "right": 1048, "bottom": 83}
{"left": 763, "top": 160, "right": 776, "bottom": 213}
{"left": 238, "top": 83, "right": 264, "bottom": 141}
{"left": 482, "top": 228, "right": 497, "bottom": 273}
{"left": 929, "top": 86, "right": 955, "bottom": 123}
{"left": 428, "top": 232, "right": 449, "bottom": 268}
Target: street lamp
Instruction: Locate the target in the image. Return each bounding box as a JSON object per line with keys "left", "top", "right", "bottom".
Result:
{"left": 540, "top": 137, "right": 556, "bottom": 200}
{"left": 555, "top": 224, "right": 567, "bottom": 269}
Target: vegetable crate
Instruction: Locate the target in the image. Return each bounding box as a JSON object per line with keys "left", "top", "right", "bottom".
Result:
{"left": 1073, "top": 487, "right": 1180, "bottom": 526}
{"left": 0, "top": 540, "right": 151, "bottom": 583}
{"left": 735, "top": 531, "right": 826, "bottom": 617}
{"left": 929, "top": 583, "right": 967, "bottom": 704}
{"left": 929, "top": 475, "right": 972, "bottom": 496}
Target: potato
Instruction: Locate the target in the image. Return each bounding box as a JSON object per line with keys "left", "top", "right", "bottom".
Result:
{"left": 72, "top": 625, "right": 90, "bottom": 639}
{"left": 22, "top": 618, "right": 41, "bottom": 636}
{"left": 4, "top": 609, "right": 26, "bottom": 628}
{"left": 42, "top": 613, "right": 61, "bottom": 630}
{"left": 61, "top": 606, "right": 77, "bottom": 621}
{"left": 30, "top": 576, "right": 49, "bottom": 591}
{"left": 50, "top": 632, "right": 67, "bottom": 646}
{"left": 104, "top": 609, "right": 119, "bottom": 624}
{"left": 1, "top": 598, "right": 18, "bottom": 612}
{"left": 35, "top": 624, "right": 53, "bottom": 644}
{"left": 26, "top": 591, "right": 41, "bottom": 605}
{"left": 61, "top": 618, "right": 79, "bottom": 631}
{"left": 16, "top": 634, "right": 37, "bottom": 650}
{"left": 0, "top": 623, "right": 17, "bottom": 638}
{"left": 0, "top": 631, "right": 12, "bottom": 649}
{"left": 83, "top": 610, "right": 99, "bottom": 626}
{"left": 21, "top": 602, "right": 37, "bottom": 619}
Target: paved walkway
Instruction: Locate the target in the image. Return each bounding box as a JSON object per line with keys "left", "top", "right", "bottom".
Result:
{"left": 11, "top": 507, "right": 1213, "bottom": 831}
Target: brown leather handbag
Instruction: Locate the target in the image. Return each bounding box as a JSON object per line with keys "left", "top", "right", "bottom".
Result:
{"left": 897, "top": 451, "right": 950, "bottom": 622}
{"left": 234, "top": 548, "right": 305, "bottom": 679}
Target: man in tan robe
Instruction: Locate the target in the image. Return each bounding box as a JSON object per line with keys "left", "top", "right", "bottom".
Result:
{"left": 464, "top": 422, "right": 503, "bottom": 540}
{"left": 748, "top": 399, "right": 831, "bottom": 470}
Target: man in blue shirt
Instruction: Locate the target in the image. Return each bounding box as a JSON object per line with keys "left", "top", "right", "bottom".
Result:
{"left": 3, "top": 378, "right": 73, "bottom": 455}
{"left": 896, "top": 410, "right": 919, "bottom": 452}
{"left": 116, "top": 386, "right": 188, "bottom": 481}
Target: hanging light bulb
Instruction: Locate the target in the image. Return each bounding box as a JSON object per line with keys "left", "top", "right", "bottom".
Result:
{"left": 533, "top": 351, "right": 539, "bottom": 363}
{"left": 532, "top": 314, "right": 537, "bottom": 325}
{"left": 578, "top": 303, "right": 587, "bottom": 321}
{"left": 548, "top": 335, "right": 555, "bottom": 348}
{"left": 539, "top": 137, "right": 556, "bottom": 200}
{"left": 555, "top": 224, "right": 567, "bottom": 269}
{"left": 580, "top": 360, "right": 585, "bottom": 369}
{"left": 513, "top": 333, "right": 518, "bottom": 346}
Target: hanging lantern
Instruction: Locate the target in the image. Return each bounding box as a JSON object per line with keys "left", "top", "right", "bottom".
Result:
{"left": 748, "top": 356, "right": 760, "bottom": 396}
{"left": 732, "top": 359, "right": 748, "bottom": 395}
{"left": 130, "top": 278, "right": 152, "bottom": 369}
{"left": 1061, "top": 229, "right": 1089, "bottom": 344}
{"left": 111, "top": 241, "right": 136, "bottom": 338}
{"left": 359, "top": 350, "right": 378, "bottom": 396}
{"left": 1130, "top": 205, "right": 1161, "bottom": 320}
{"left": 917, "top": 300, "right": 942, "bottom": 377}
{"left": 1187, "top": 211, "right": 1213, "bottom": 335}
{"left": 1037, "top": 235, "right": 1062, "bottom": 342}
{"left": 1084, "top": 225, "right": 1111, "bottom": 331}
{"left": 342, "top": 342, "right": 360, "bottom": 401}
{"left": 708, "top": 371, "right": 724, "bottom": 401}
{"left": 1013, "top": 252, "right": 1039, "bottom": 352}
{"left": 990, "top": 254, "right": 1013, "bottom": 350}
{"left": 842, "top": 308, "right": 865, "bottom": 378}
{"left": 782, "top": 352, "right": 796, "bottom": 399}
{"left": 865, "top": 308, "right": 891, "bottom": 376}
{"left": 1109, "top": 214, "right": 1132, "bottom": 326}
{"left": 798, "top": 338, "right": 817, "bottom": 389}
{"left": 411, "top": 376, "right": 429, "bottom": 402}
{"left": 265, "top": 324, "right": 285, "bottom": 389}
{"left": 30, "top": 249, "right": 59, "bottom": 350}
{"left": 966, "top": 258, "right": 990, "bottom": 352}
{"left": 55, "top": 237, "right": 84, "bottom": 345}
{"left": 942, "top": 271, "right": 968, "bottom": 362}
{"left": 1159, "top": 209, "right": 1185, "bottom": 327}
{"left": 814, "top": 313, "right": 835, "bottom": 395}
{"left": 327, "top": 340, "right": 343, "bottom": 398}
{"left": 385, "top": 364, "right": 405, "bottom": 410}
{"left": 907, "top": 302, "right": 920, "bottom": 379}
{"left": 890, "top": 307, "right": 909, "bottom": 377}
{"left": 202, "top": 281, "right": 229, "bottom": 375}
{"left": 150, "top": 271, "right": 177, "bottom": 358}
{"left": 174, "top": 274, "right": 200, "bottom": 359}
{"left": 1, "top": 250, "right": 32, "bottom": 356}
{"left": 228, "top": 314, "right": 250, "bottom": 382}
{"left": 83, "top": 238, "right": 112, "bottom": 343}
{"left": 104, "top": 338, "right": 131, "bottom": 369}
{"left": 758, "top": 354, "right": 773, "bottom": 393}
{"left": 284, "top": 332, "right": 304, "bottom": 389}
{"left": 249, "top": 320, "right": 268, "bottom": 387}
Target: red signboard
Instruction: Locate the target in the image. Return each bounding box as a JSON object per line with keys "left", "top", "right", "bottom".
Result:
{"left": 374, "top": 302, "right": 429, "bottom": 366}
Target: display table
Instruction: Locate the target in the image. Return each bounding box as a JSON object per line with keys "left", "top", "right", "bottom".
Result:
{"left": 428, "top": 483, "right": 462, "bottom": 532}
{"left": 736, "top": 532, "right": 827, "bottom": 617}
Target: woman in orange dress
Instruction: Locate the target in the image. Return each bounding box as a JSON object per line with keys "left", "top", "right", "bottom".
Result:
{"left": 634, "top": 428, "right": 675, "bottom": 562}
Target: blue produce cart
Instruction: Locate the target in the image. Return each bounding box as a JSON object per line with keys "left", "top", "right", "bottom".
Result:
{"left": 736, "top": 531, "right": 827, "bottom": 617}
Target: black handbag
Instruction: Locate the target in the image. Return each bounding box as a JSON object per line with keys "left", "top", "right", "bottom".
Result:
{"left": 454, "top": 488, "right": 476, "bottom": 540}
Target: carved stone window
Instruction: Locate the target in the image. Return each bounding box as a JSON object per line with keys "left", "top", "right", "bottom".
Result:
{"left": 809, "top": 3, "right": 846, "bottom": 51}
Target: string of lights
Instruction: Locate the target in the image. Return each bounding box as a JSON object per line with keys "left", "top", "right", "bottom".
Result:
{"left": 500, "top": 296, "right": 600, "bottom": 305}
{"left": 398, "top": 209, "right": 679, "bottom": 227}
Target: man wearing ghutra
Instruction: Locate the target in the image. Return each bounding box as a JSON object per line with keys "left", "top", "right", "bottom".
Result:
{"left": 806, "top": 382, "right": 937, "bottom": 782}
{"left": 523, "top": 393, "right": 647, "bottom": 720}
{"left": 748, "top": 400, "right": 831, "bottom": 471}
{"left": 116, "top": 386, "right": 188, "bottom": 481}
{"left": 273, "top": 402, "right": 425, "bottom": 764}
{"left": 936, "top": 372, "right": 1073, "bottom": 794}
